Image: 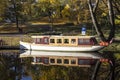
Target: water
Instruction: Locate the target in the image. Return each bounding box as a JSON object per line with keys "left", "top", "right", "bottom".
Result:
{"left": 0, "top": 50, "right": 120, "bottom": 80}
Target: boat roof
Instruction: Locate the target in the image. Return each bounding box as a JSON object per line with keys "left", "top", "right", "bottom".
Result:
{"left": 31, "top": 35, "right": 95, "bottom": 38}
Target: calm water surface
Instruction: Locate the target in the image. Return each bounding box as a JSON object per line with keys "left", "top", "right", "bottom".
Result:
{"left": 0, "top": 50, "right": 120, "bottom": 80}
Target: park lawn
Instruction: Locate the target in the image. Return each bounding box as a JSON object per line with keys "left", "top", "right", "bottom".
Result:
{"left": 0, "top": 21, "right": 120, "bottom": 39}
{"left": 0, "top": 21, "right": 82, "bottom": 36}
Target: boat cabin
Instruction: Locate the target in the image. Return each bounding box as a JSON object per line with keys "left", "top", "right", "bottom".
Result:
{"left": 31, "top": 36, "right": 98, "bottom": 46}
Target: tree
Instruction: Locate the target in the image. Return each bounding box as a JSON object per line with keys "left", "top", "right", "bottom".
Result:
{"left": 88, "top": 0, "right": 116, "bottom": 43}
{"left": 0, "top": 0, "right": 9, "bottom": 21}
{"left": 12, "top": 0, "right": 22, "bottom": 32}
{"left": 5, "top": 0, "right": 23, "bottom": 32}
{"left": 113, "top": 0, "right": 120, "bottom": 14}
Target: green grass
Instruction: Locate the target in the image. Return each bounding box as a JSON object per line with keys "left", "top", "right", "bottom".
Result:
{"left": 0, "top": 22, "right": 119, "bottom": 36}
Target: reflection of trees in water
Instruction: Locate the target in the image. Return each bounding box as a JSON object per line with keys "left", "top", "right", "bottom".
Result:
{"left": 90, "top": 51, "right": 120, "bottom": 80}
{"left": 0, "top": 53, "right": 20, "bottom": 80}
{"left": 22, "top": 57, "right": 90, "bottom": 80}
{"left": 22, "top": 52, "right": 120, "bottom": 80}
{"left": 23, "top": 64, "right": 90, "bottom": 80}
{"left": 0, "top": 51, "right": 120, "bottom": 80}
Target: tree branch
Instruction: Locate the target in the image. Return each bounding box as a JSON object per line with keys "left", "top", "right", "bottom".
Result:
{"left": 93, "top": 0, "right": 99, "bottom": 13}
{"left": 88, "top": 0, "right": 106, "bottom": 41}
{"left": 113, "top": 0, "right": 120, "bottom": 13}
{"left": 107, "top": 0, "right": 116, "bottom": 42}
{"left": 102, "top": 0, "right": 108, "bottom": 8}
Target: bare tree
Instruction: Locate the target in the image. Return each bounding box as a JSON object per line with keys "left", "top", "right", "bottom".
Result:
{"left": 107, "top": 0, "right": 115, "bottom": 42}
{"left": 88, "top": 0, "right": 116, "bottom": 43}
{"left": 87, "top": 0, "right": 106, "bottom": 41}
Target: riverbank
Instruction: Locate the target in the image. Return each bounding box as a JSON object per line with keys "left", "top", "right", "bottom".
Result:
{"left": 0, "top": 22, "right": 120, "bottom": 51}
{"left": 0, "top": 35, "right": 31, "bottom": 49}
{"left": 1, "top": 22, "right": 119, "bottom": 36}
{"left": 0, "top": 34, "right": 120, "bottom": 52}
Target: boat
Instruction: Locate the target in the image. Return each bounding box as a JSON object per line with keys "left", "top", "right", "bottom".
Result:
{"left": 20, "top": 35, "right": 105, "bottom": 52}
{"left": 20, "top": 50, "right": 103, "bottom": 67}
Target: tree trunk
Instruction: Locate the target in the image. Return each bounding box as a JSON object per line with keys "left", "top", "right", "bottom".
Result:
{"left": 91, "top": 60, "right": 101, "bottom": 80}
{"left": 13, "top": 0, "right": 22, "bottom": 33}
{"left": 88, "top": 0, "right": 106, "bottom": 41}
{"left": 107, "top": 0, "right": 115, "bottom": 42}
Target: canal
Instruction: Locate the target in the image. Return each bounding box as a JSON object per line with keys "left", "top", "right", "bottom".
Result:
{"left": 0, "top": 49, "right": 120, "bottom": 80}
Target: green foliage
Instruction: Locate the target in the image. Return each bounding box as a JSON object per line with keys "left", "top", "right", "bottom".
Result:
{"left": 115, "top": 19, "right": 120, "bottom": 25}
{"left": 115, "top": 15, "right": 120, "bottom": 25}
{"left": 61, "top": 4, "right": 70, "bottom": 18}
{"left": 27, "top": 65, "right": 90, "bottom": 80}
{"left": 0, "top": 0, "right": 119, "bottom": 25}
{"left": 115, "top": 53, "right": 120, "bottom": 60}
{"left": 0, "top": 54, "right": 19, "bottom": 80}
{"left": 0, "top": 0, "right": 9, "bottom": 21}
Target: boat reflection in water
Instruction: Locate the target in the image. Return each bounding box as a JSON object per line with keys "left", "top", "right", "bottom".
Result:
{"left": 20, "top": 51, "right": 104, "bottom": 67}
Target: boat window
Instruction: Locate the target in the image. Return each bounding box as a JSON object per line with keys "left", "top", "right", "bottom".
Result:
{"left": 50, "top": 39, "right": 55, "bottom": 43}
{"left": 57, "top": 39, "right": 62, "bottom": 43}
{"left": 78, "top": 59, "right": 91, "bottom": 65}
{"left": 64, "top": 39, "right": 69, "bottom": 44}
{"left": 44, "top": 38, "right": 49, "bottom": 43}
{"left": 36, "top": 57, "right": 42, "bottom": 63}
{"left": 44, "top": 58, "right": 49, "bottom": 64}
{"left": 84, "top": 39, "right": 90, "bottom": 44}
{"left": 36, "top": 38, "right": 39, "bottom": 43}
{"left": 33, "top": 57, "right": 36, "bottom": 62}
{"left": 71, "top": 39, "right": 76, "bottom": 44}
{"left": 71, "top": 59, "right": 76, "bottom": 64}
{"left": 78, "top": 59, "right": 84, "bottom": 65}
{"left": 57, "top": 59, "right": 62, "bottom": 64}
{"left": 64, "top": 59, "right": 69, "bottom": 64}
{"left": 36, "top": 38, "right": 42, "bottom": 43}
{"left": 50, "top": 59, "right": 55, "bottom": 63}
{"left": 78, "top": 39, "right": 84, "bottom": 44}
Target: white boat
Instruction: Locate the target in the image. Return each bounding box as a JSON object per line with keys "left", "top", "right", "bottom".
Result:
{"left": 20, "top": 35, "right": 105, "bottom": 52}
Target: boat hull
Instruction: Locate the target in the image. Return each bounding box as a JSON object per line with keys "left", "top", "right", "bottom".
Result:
{"left": 20, "top": 41, "right": 104, "bottom": 52}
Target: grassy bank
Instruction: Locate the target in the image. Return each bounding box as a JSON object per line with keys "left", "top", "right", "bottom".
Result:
{"left": 0, "top": 35, "right": 32, "bottom": 47}
{"left": 0, "top": 35, "right": 120, "bottom": 52}
{"left": 0, "top": 22, "right": 120, "bottom": 51}
{"left": 0, "top": 22, "right": 120, "bottom": 36}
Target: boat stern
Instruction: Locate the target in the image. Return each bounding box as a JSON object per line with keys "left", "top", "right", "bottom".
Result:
{"left": 92, "top": 45, "right": 105, "bottom": 51}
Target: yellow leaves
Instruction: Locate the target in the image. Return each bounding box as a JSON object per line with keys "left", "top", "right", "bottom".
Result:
{"left": 38, "top": 0, "right": 47, "bottom": 2}
{"left": 115, "top": 15, "right": 120, "bottom": 25}
{"left": 37, "top": 0, "right": 59, "bottom": 4}
{"left": 50, "top": 0, "right": 55, "bottom": 4}
{"left": 61, "top": 4, "right": 71, "bottom": 18}
{"left": 38, "top": 0, "right": 49, "bottom": 3}
{"left": 115, "top": 19, "right": 120, "bottom": 25}
{"left": 65, "top": 4, "right": 70, "bottom": 9}
{"left": 102, "top": 13, "right": 107, "bottom": 17}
